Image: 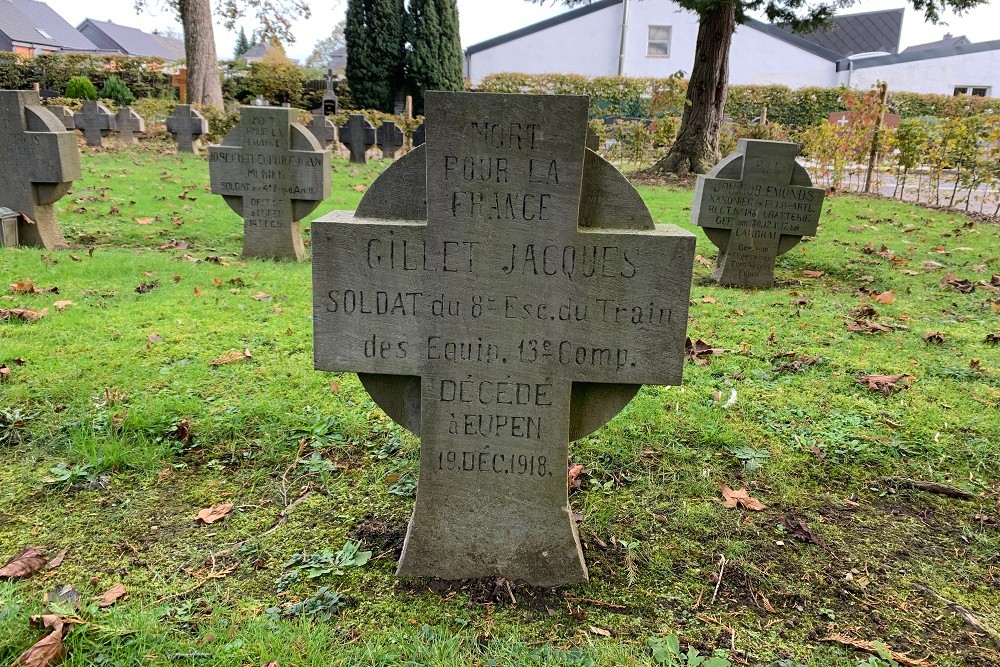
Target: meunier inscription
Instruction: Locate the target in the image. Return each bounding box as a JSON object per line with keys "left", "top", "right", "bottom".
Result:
{"left": 692, "top": 139, "right": 824, "bottom": 287}
{"left": 312, "top": 92, "right": 695, "bottom": 586}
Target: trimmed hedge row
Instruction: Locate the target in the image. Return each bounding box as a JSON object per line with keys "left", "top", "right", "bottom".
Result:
{"left": 0, "top": 52, "right": 175, "bottom": 100}
{"left": 477, "top": 73, "right": 1000, "bottom": 127}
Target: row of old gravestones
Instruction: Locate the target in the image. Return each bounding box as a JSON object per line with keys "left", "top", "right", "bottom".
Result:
{"left": 47, "top": 98, "right": 423, "bottom": 166}
{"left": 1, "top": 90, "right": 823, "bottom": 588}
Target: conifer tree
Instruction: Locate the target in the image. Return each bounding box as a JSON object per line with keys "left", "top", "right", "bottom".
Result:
{"left": 346, "top": 0, "right": 406, "bottom": 112}
{"left": 408, "top": 0, "right": 463, "bottom": 113}
{"left": 233, "top": 27, "right": 251, "bottom": 58}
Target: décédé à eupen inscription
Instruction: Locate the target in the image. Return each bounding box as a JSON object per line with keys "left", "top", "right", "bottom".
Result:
{"left": 313, "top": 92, "right": 694, "bottom": 586}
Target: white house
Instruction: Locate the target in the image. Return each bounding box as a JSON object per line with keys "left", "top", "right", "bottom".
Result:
{"left": 464, "top": 0, "right": 1000, "bottom": 97}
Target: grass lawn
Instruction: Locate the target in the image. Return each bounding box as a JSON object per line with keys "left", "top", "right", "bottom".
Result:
{"left": 1, "top": 140, "right": 998, "bottom": 667}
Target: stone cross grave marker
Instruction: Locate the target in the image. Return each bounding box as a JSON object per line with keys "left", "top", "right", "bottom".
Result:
{"left": 115, "top": 107, "right": 146, "bottom": 144}
{"left": 308, "top": 109, "right": 337, "bottom": 150}
{"left": 312, "top": 92, "right": 695, "bottom": 586}
{"left": 166, "top": 104, "right": 209, "bottom": 154}
{"left": 74, "top": 100, "right": 116, "bottom": 147}
{"left": 376, "top": 120, "right": 404, "bottom": 159}
{"left": 692, "top": 139, "right": 824, "bottom": 287}
{"left": 0, "top": 90, "right": 81, "bottom": 248}
{"left": 338, "top": 113, "right": 374, "bottom": 163}
{"left": 48, "top": 105, "right": 75, "bottom": 130}
{"left": 412, "top": 122, "right": 425, "bottom": 147}
{"left": 209, "top": 106, "right": 331, "bottom": 261}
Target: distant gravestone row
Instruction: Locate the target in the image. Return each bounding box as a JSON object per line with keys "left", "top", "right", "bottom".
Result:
{"left": 166, "top": 104, "right": 209, "bottom": 154}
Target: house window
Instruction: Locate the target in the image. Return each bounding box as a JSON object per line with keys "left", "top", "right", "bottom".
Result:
{"left": 36, "top": 29, "right": 52, "bottom": 39}
{"left": 953, "top": 86, "right": 990, "bottom": 97}
{"left": 647, "top": 25, "right": 671, "bottom": 57}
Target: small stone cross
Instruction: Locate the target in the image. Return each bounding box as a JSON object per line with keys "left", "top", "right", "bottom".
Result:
{"left": 47, "top": 105, "right": 75, "bottom": 130}
{"left": 166, "top": 104, "right": 209, "bottom": 154}
{"left": 115, "top": 107, "right": 146, "bottom": 144}
{"left": 376, "top": 120, "right": 404, "bottom": 159}
{"left": 74, "top": 101, "right": 116, "bottom": 147}
{"left": 0, "top": 90, "right": 81, "bottom": 248}
{"left": 691, "top": 139, "right": 824, "bottom": 287}
{"left": 307, "top": 110, "right": 337, "bottom": 150}
{"left": 313, "top": 92, "right": 695, "bottom": 586}
{"left": 411, "top": 122, "right": 425, "bottom": 147}
{"left": 209, "top": 107, "right": 331, "bottom": 261}
{"left": 338, "top": 114, "right": 374, "bottom": 163}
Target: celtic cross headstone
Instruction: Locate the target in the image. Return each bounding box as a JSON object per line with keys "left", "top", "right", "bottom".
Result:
{"left": 692, "top": 139, "right": 824, "bottom": 287}
{"left": 312, "top": 92, "right": 695, "bottom": 586}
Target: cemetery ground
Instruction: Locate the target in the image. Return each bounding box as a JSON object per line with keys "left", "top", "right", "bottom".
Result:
{"left": 1, "top": 141, "right": 999, "bottom": 667}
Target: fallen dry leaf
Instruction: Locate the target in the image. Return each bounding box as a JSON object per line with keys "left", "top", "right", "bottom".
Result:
{"left": 45, "top": 548, "right": 68, "bottom": 570}
{"left": 922, "top": 331, "right": 945, "bottom": 345}
{"left": 330, "top": 381, "right": 340, "bottom": 394}
{"left": 353, "top": 184, "right": 366, "bottom": 192}
{"left": 846, "top": 319, "right": 893, "bottom": 333}
{"left": 685, "top": 337, "right": 724, "bottom": 365}
{"left": 0, "top": 308, "right": 48, "bottom": 322}
{"left": 147, "top": 334, "right": 164, "bottom": 344}
{"left": 135, "top": 280, "right": 158, "bottom": 294}
{"left": 12, "top": 626, "right": 65, "bottom": 667}
{"left": 93, "top": 583, "right": 127, "bottom": 608}
{"left": 208, "top": 348, "right": 252, "bottom": 366}
{"left": 821, "top": 634, "right": 931, "bottom": 667}
{"left": 872, "top": 290, "right": 895, "bottom": 304}
{"left": 694, "top": 254, "right": 713, "bottom": 267}
{"left": 0, "top": 547, "right": 48, "bottom": 580}
{"left": 854, "top": 374, "right": 914, "bottom": 396}
{"left": 942, "top": 274, "right": 974, "bottom": 293}
{"left": 52, "top": 300, "right": 73, "bottom": 311}
{"left": 0, "top": 365, "right": 9, "bottom": 382}
{"left": 986, "top": 333, "right": 999, "bottom": 344}
{"left": 136, "top": 217, "right": 155, "bottom": 225}
{"left": 196, "top": 503, "right": 234, "bottom": 524}
{"left": 568, "top": 464, "right": 585, "bottom": 490}
{"left": 802, "top": 269, "right": 824, "bottom": 278}
{"left": 780, "top": 516, "right": 827, "bottom": 547}
{"left": 692, "top": 295, "right": 717, "bottom": 304}
{"left": 251, "top": 292, "right": 272, "bottom": 301}
{"left": 720, "top": 483, "right": 766, "bottom": 511}
{"left": 773, "top": 354, "right": 820, "bottom": 374}
{"left": 589, "top": 625, "right": 612, "bottom": 637}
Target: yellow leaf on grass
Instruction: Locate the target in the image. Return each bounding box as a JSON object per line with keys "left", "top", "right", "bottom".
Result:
{"left": 196, "top": 503, "right": 234, "bottom": 524}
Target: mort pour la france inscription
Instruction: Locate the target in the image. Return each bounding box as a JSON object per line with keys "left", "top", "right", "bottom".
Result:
{"left": 313, "top": 92, "right": 694, "bottom": 586}
{"left": 692, "top": 140, "right": 824, "bottom": 287}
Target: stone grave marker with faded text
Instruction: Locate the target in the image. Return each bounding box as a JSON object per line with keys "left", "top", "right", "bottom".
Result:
{"left": 209, "top": 106, "right": 330, "bottom": 261}
{"left": 692, "top": 139, "right": 824, "bottom": 287}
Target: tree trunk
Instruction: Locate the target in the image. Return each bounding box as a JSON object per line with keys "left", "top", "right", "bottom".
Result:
{"left": 179, "top": 0, "right": 224, "bottom": 109}
{"left": 648, "top": 2, "right": 735, "bottom": 176}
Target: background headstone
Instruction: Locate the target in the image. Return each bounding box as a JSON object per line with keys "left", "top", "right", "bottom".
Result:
{"left": 47, "top": 105, "right": 75, "bottom": 130}
{"left": 166, "top": 104, "right": 209, "bottom": 154}
{"left": 322, "top": 92, "right": 339, "bottom": 116}
{"left": 115, "top": 107, "right": 146, "bottom": 144}
{"left": 692, "top": 139, "right": 825, "bottom": 287}
{"left": 74, "top": 100, "right": 116, "bottom": 147}
{"left": 411, "top": 122, "right": 425, "bottom": 148}
{"left": 209, "top": 106, "right": 331, "bottom": 261}
{"left": 0, "top": 90, "right": 81, "bottom": 248}
{"left": 307, "top": 109, "right": 337, "bottom": 150}
{"left": 312, "top": 92, "right": 695, "bottom": 586}
{"left": 376, "top": 120, "right": 403, "bottom": 159}
{"left": 338, "top": 114, "right": 375, "bottom": 164}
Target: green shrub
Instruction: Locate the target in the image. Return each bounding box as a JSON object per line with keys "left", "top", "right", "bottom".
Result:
{"left": 99, "top": 75, "right": 134, "bottom": 107}
{"left": 65, "top": 76, "right": 98, "bottom": 100}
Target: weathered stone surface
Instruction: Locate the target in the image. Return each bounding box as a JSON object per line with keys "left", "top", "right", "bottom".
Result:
{"left": 74, "top": 101, "right": 116, "bottom": 147}
{"left": 48, "top": 105, "right": 75, "bottom": 130}
{"left": 376, "top": 120, "right": 404, "bottom": 159}
{"left": 0, "top": 90, "right": 80, "bottom": 249}
{"left": 412, "top": 122, "right": 425, "bottom": 147}
{"left": 692, "top": 139, "right": 824, "bottom": 287}
{"left": 166, "top": 104, "right": 209, "bottom": 154}
{"left": 338, "top": 114, "right": 374, "bottom": 164}
{"left": 307, "top": 110, "right": 337, "bottom": 150}
{"left": 209, "top": 106, "right": 331, "bottom": 261}
{"left": 312, "top": 92, "right": 695, "bottom": 586}
{"left": 115, "top": 107, "right": 146, "bottom": 144}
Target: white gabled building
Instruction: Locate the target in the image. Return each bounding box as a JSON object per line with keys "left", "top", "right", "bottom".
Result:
{"left": 464, "top": 0, "right": 1000, "bottom": 98}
